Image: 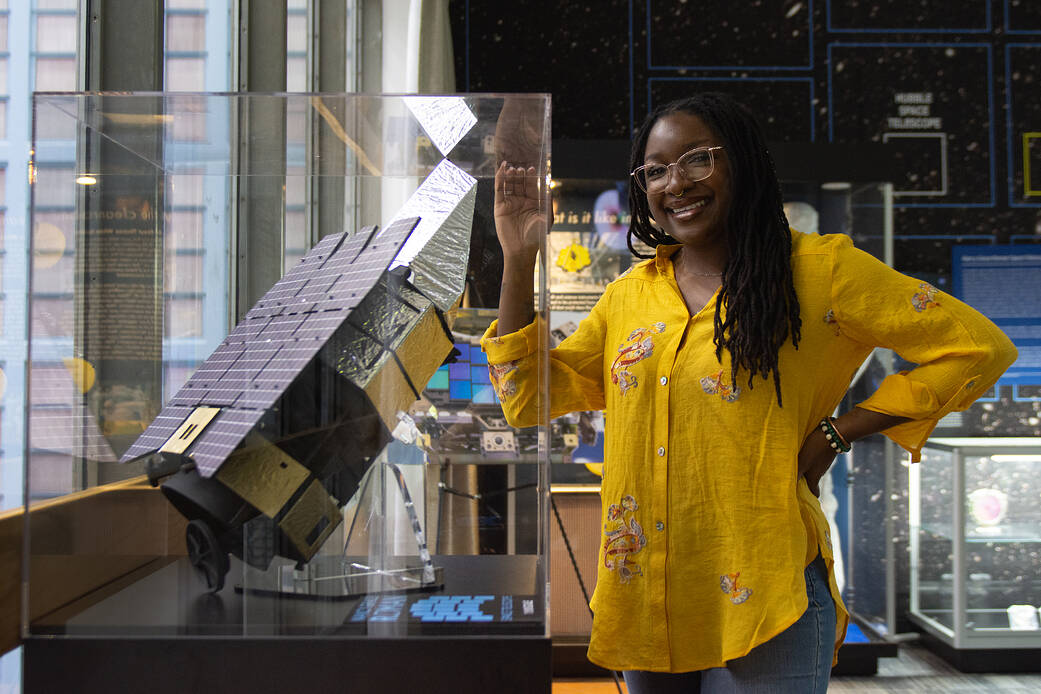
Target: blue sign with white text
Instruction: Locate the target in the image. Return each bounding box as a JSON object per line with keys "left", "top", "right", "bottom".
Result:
{"left": 952, "top": 245, "right": 1041, "bottom": 386}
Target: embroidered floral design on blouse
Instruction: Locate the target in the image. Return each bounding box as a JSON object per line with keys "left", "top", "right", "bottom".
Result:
{"left": 823, "top": 308, "right": 840, "bottom": 335}
{"left": 610, "top": 323, "right": 666, "bottom": 396}
{"left": 699, "top": 370, "right": 741, "bottom": 402}
{"left": 720, "top": 572, "right": 753, "bottom": 604}
{"left": 602, "top": 494, "right": 647, "bottom": 584}
{"left": 912, "top": 283, "right": 940, "bottom": 312}
{"left": 488, "top": 360, "right": 519, "bottom": 401}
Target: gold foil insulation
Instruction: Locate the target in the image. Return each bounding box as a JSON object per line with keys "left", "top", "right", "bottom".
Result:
{"left": 217, "top": 442, "right": 342, "bottom": 561}
{"left": 278, "top": 479, "right": 341, "bottom": 558}
{"left": 215, "top": 440, "right": 311, "bottom": 518}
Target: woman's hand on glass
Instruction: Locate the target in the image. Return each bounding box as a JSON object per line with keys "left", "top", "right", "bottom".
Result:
{"left": 494, "top": 161, "right": 546, "bottom": 263}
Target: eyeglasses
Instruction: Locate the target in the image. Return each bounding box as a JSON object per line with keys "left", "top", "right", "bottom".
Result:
{"left": 630, "top": 146, "right": 724, "bottom": 194}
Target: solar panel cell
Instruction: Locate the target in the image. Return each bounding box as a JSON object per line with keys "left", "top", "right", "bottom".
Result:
{"left": 200, "top": 382, "right": 249, "bottom": 407}
{"left": 122, "top": 405, "right": 195, "bottom": 459}
{"left": 191, "top": 408, "right": 265, "bottom": 477}
{"left": 271, "top": 341, "right": 325, "bottom": 372}
{"left": 256, "top": 315, "right": 306, "bottom": 342}
{"left": 231, "top": 387, "right": 283, "bottom": 411}
{"left": 226, "top": 316, "right": 272, "bottom": 342}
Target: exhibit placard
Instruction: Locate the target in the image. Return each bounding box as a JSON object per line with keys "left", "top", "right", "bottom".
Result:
{"left": 952, "top": 245, "right": 1041, "bottom": 385}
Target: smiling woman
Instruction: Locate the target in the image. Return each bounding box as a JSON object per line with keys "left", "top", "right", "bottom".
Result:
{"left": 627, "top": 95, "right": 795, "bottom": 405}
{"left": 638, "top": 123, "right": 731, "bottom": 260}
{"left": 486, "top": 91, "right": 1016, "bottom": 693}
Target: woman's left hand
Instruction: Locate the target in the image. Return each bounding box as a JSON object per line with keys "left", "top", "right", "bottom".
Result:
{"left": 798, "top": 427, "right": 837, "bottom": 498}
{"left": 798, "top": 408, "right": 912, "bottom": 496}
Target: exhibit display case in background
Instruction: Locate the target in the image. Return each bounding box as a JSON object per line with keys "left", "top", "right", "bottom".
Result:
{"left": 796, "top": 182, "right": 899, "bottom": 638}
{"left": 23, "top": 92, "right": 552, "bottom": 693}
{"left": 909, "top": 437, "right": 1041, "bottom": 670}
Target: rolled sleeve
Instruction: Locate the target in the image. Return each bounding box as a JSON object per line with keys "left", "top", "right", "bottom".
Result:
{"left": 480, "top": 317, "right": 540, "bottom": 363}
{"left": 479, "top": 298, "right": 609, "bottom": 427}
{"left": 859, "top": 371, "right": 982, "bottom": 461}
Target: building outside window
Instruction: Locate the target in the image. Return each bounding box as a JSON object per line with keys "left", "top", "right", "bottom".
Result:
{"left": 0, "top": 2, "right": 361, "bottom": 689}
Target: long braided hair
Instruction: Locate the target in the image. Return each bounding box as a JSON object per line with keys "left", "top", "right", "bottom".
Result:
{"left": 627, "top": 93, "right": 801, "bottom": 406}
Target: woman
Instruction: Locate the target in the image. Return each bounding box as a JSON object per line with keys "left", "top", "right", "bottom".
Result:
{"left": 483, "top": 93, "right": 1016, "bottom": 692}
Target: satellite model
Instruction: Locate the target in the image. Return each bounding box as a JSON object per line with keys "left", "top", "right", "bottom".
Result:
{"left": 122, "top": 159, "right": 478, "bottom": 592}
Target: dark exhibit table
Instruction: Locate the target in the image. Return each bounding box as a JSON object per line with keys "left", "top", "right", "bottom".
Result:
{"left": 24, "top": 554, "right": 550, "bottom": 694}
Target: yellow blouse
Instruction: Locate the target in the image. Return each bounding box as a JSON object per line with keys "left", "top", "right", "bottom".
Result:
{"left": 480, "top": 230, "right": 1017, "bottom": 673}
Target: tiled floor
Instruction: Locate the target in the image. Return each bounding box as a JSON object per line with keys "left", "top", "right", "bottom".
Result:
{"left": 552, "top": 643, "right": 1041, "bottom": 693}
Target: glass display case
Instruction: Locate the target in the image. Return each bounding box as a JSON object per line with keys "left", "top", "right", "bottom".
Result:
{"left": 910, "top": 437, "right": 1041, "bottom": 669}
{"left": 817, "top": 182, "right": 901, "bottom": 643}
{"left": 840, "top": 351, "right": 905, "bottom": 640}
{"left": 23, "top": 92, "right": 552, "bottom": 692}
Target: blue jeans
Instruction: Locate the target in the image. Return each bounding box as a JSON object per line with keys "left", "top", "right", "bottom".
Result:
{"left": 623, "top": 554, "right": 836, "bottom": 694}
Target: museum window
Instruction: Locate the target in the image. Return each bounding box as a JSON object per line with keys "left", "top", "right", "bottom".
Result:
{"left": 0, "top": 5, "right": 8, "bottom": 140}
{"left": 33, "top": 8, "right": 75, "bottom": 90}
{"left": 164, "top": 296, "right": 204, "bottom": 339}
{"left": 29, "top": 165, "right": 74, "bottom": 341}
{"left": 164, "top": 362, "right": 195, "bottom": 398}
{"left": 287, "top": 0, "right": 307, "bottom": 91}
{"left": 162, "top": 1, "right": 232, "bottom": 409}
{"left": 29, "top": 297, "right": 72, "bottom": 339}
{"left": 285, "top": 164, "right": 306, "bottom": 273}
{"left": 0, "top": 167, "right": 5, "bottom": 287}
{"left": 26, "top": 361, "right": 81, "bottom": 498}
{"left": 162, "top": 164, "right": 221, "bottom": 400}
{"left": 32, "top": 0, "right": 77, "bottom": 141}
{"left": 164, "top": 0, "right": 233, "bottom": 94}
{"left": 165, "top": 3, "right": 206, "bottom": 92}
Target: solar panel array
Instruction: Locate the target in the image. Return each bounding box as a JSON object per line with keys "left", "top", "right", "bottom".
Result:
{"left": 122, "top": 217, "right": 421, "bottom": 477}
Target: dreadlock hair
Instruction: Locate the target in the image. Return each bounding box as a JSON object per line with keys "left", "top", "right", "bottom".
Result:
{"left": 626, "top": 92, "right": 801, "bottom": 406}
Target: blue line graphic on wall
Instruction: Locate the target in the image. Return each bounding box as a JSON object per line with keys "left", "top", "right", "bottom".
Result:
{"left": 648, "top": 77, "right": 815, "bottom": 142}
{"left": 826, "top": 0, "right": 991, "bottom": 33}
{"left": 646, "top": 0, "right": 814, "bottom": 70}
{"left": 1004, "top": 44, "right": 1041, "bottom": 208}
{"left": 827, "top": 42, "right": 996, "bottom": 209}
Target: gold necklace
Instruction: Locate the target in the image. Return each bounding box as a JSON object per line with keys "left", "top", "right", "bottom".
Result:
{"left": 675, "top": 249, "right": 723, "bottom": 277}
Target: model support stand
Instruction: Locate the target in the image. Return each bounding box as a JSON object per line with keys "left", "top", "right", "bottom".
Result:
{"left": 239, "top": 442, "right": 444, "bottom": 600}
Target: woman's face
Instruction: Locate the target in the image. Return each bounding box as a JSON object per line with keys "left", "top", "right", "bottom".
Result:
{"left": 642, "top": 111, "right": 732, "bottom": 252}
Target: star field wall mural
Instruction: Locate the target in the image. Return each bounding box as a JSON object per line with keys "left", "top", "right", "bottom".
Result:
{"left": 451, "top": 0, "right": 1041, "bottom": 437}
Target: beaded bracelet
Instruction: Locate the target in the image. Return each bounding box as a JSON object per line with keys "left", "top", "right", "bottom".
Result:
{"left": 819, "top": 416, "right": 852, "bottom": 454}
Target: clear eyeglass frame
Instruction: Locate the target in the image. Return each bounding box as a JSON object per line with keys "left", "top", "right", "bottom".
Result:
{"left": 631, "top": 145, "right": 725, "bottom": 194}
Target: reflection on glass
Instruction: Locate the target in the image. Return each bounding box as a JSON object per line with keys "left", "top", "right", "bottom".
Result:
{"left": 24, "top": 95, "right": 551, "bottom": 652}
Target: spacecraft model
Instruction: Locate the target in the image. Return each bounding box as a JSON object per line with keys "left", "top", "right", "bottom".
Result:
{"left": 122, "top": 159, "right": 478, "bottom": 592}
